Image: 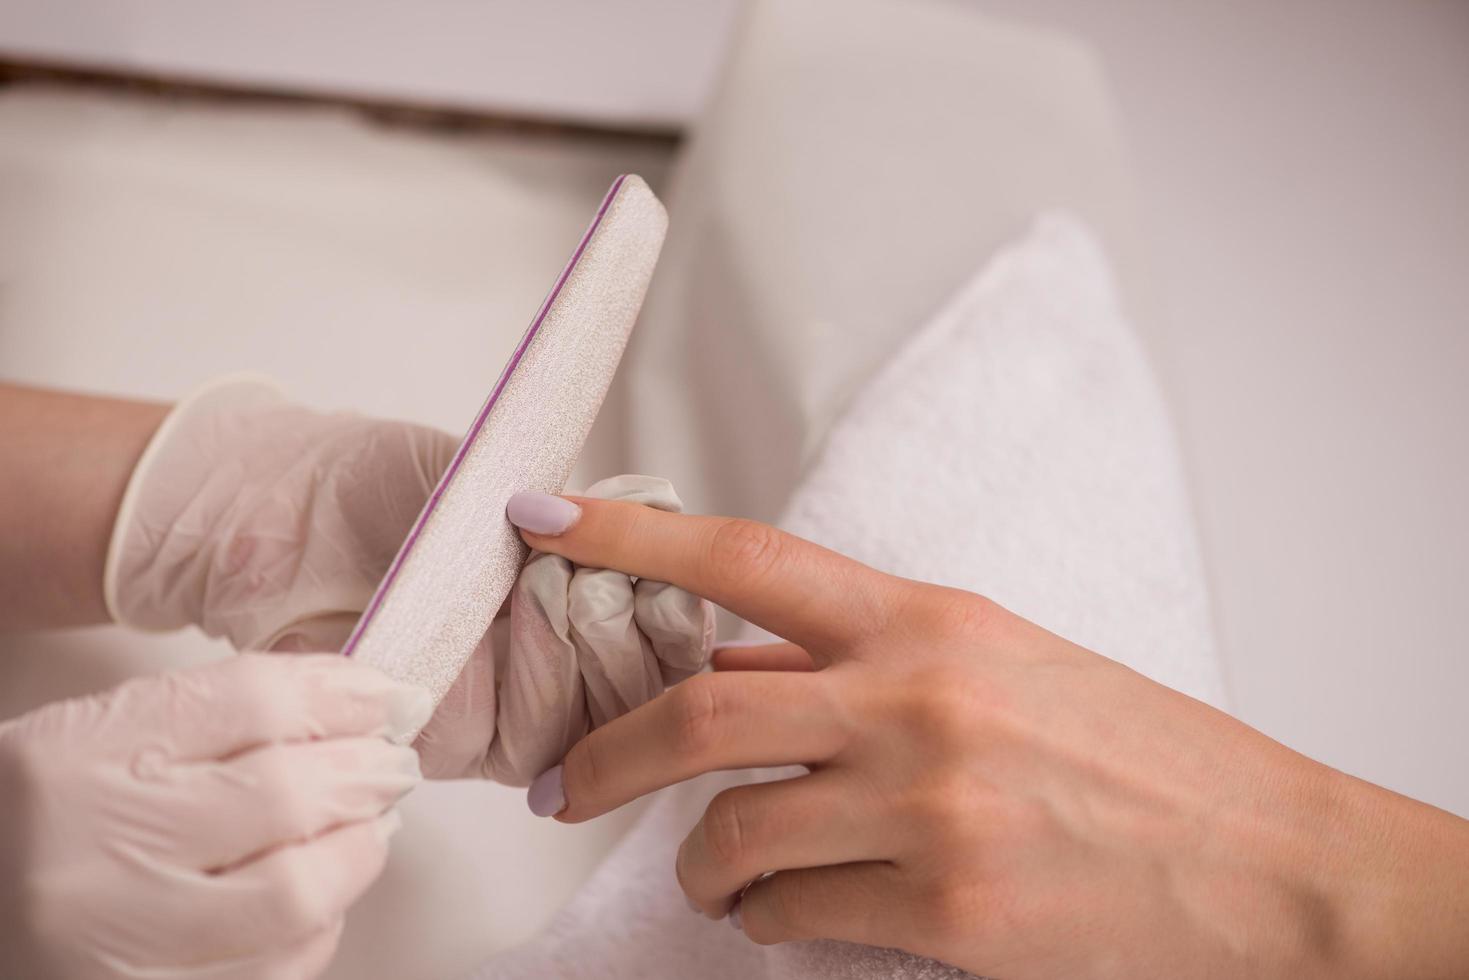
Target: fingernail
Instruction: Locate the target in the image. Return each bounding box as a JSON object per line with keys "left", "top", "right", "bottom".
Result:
{"left": 374, "top": 808, "right": 404, "bottom": 843}
{"left": 506, "top": 492, "right": 581, "bottom": 536}
{"left": 712, "top": 638, "right": 771, "bottom": 650}
{"left": 728, "top": 899, "right": 743, "bottom": 931}
{"left": 527, "top": 765, "right": 567, "bottom": 817}
{"left": 685, "top": 896, "right": 701, "bottom": 914}
{"left": 383, "top": 684, "right": 435, "bottom": 742}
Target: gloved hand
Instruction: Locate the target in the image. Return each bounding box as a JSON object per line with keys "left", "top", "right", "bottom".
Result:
{"left": 104, "top": 378, "right": 453, "bottom": 653}
{"left": 106, "top": 378, "right": 714, "bottom": 783}
{"left": 413, "top": 474, "right": 715, "bottom": 782}
{"left": 0, "top": 653, "right": 430, "bottom": 979}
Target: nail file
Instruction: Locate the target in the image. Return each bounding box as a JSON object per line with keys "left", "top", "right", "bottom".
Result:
{"left": 342, "top": 174, "right": 667, "bottom": 737}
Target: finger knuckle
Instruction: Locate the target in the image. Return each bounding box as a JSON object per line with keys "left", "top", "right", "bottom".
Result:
{"left": 144, "top": 665, "right": 226, "bottom": 733}
{"left": 901, "top": 775, "right": 976, "bottom": 844}
{"left": 162, "top": 664, "right": 218, "bottom": 705}
{"left": 270, "top": 855, "right": 332, "bottom": 933}
{"left": 707, "top": 518, "right": 784, "bottom": 590}
{"left": 230, "top": 658, "right": 291, "bottom": 728}
{"left": 565, "top": 734, "right": 606, "bottom": 804}
{"left": 923, "top": 588, "right": 999, "bottom": 642}
{"left": 256, "top": 755, "right": 316, "bottom": 840}
{"left": 670, "top": 675, "right": 729, "bottom": 760}
{"left": 928, "top": 681, "right": 987, "bottom": 741}
{"left": 896, "top": 668, "right": 990, "bottom": 751}
{"left": 764, "top": 872, "right": 814, "bottom": 939}
{"left": 673, "top": 839, "right": 698, "bottom": 899}
{"left": 702, "top": 790, "right": 752, "bottom": 871}
{"left": 918, "top": 874, "right": 985, "bottom": 949}
{"left": 808, "top": 673, "right": 860, "bottom": 742}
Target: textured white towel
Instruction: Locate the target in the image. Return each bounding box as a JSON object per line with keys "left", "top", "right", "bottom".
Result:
{"left": 473, "top": 214, "right": 1225, "bottom": 979}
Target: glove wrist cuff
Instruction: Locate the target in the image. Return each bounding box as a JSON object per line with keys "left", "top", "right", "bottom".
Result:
{"left": 103, "top": 373, "right": 287, "bottom": 631}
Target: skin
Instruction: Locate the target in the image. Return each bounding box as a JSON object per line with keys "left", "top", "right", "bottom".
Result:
{"left": 514, "top": 496, "right": 1469, "bottom": 980}
{"left": 0, "top": 383, "right": 168, "bottom": 630}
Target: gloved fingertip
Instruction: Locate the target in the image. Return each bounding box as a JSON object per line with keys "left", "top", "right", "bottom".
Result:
{"left": 382, "top": 684, "right": 435, "bottom": 743}
{"left": 387, "top": 744, "right": 423, "bottom": 781}
{"left": 374, "top": 808, "right": 404, "bottom": 844}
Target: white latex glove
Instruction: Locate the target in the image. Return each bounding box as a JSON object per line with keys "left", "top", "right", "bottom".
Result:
{"left": 106, "top": 378, "right": 714, "bottom": 783}
{"left": 414, "top": 474, "right": 716, "bottom": 782}
{"left": 0, "top": 653, "right": 430, "bottom": 979}
{"left": 105, "top": 378, "right": 453, "bottom": 653}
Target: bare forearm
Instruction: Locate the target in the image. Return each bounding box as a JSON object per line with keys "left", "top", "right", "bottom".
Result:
{"left": 1215, "top": 739, "right": 1469, "bottom": 978}
{"left": 0, "top": 383, "right": 168, "bottom": 629}
{"left": 1321, "top": 769, "right": 1469, "bottom": 978}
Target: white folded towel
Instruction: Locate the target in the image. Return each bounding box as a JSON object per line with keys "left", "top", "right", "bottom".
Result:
{"left": 472, "top": 214, "right": 1225, "bottom": 979}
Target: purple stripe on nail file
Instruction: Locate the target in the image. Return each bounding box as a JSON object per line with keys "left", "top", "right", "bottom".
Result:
{"left": 342, "top": 175, "right": 625, "bottom": 658}
{"left": 341, "top": 175, "right": 667, "bottom": 739}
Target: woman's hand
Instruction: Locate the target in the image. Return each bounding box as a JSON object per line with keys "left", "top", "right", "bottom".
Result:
{"left": 509, "top": 493, "right": 1469, "bottom": 980}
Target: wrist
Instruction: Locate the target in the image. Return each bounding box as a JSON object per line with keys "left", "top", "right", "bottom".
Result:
{"left": 1169, "top": 735, "right": 1413, "bottom": 978}
{"left": 0, "top": 384, "right": 167, "bottom": 629}
{"left": 104, "top": 376, "right": 287, "bottom": 632}
{"left": 1312, "top": 767, "right": 1469, "bottom": 979}
{"left": 1179, "top": 747, "right": 1354, "bottom": 978}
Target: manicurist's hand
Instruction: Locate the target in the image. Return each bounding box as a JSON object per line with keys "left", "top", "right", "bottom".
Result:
{"left": 34, "top": 376, "right": 710, "bottom": 784}
{"left": 0, "top": 654, "right": 428, "bottom": 979}
{"left": 508, "top": 493, "right": 1469, "bottom": 980}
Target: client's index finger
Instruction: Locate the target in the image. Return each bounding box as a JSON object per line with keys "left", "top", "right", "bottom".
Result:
{"left": 512, "top": 496, "right": 891, "bottom": 654}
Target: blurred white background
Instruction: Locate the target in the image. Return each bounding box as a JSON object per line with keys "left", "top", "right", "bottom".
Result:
{"left": 974, "top": 0, "right": 1469, "bottom": 819}
{"left": 0, "top": 0, "right": 740, "bottom": 128}
{"left": 1, "top": 1, "right": 1466, "bottom": 976}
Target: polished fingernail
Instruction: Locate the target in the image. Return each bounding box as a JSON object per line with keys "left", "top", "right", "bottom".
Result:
{"left": 383, "top": 684, "right": 435, "bottom": 743}
{"left": 527, "top": 765, "right": 567, "bottom": 817}
{"left": 728, "top": 899, "right": 743, "bottom": 931}
{"left": 712, "top": 638, "right": 773, "bottom": 650}
{"left": 506, "top": 492, "right": 581, "bottom": 536}
{"left": 374, "top": 808, "right": 404, "bottom": 843}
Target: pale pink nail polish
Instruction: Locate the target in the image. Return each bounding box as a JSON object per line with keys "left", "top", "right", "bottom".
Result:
{"left": 506, "top": 492, "right": 581, "bottom": 535}
{"left": 728, "top": 899, "right": 743, "bottom": 931}
{"left": 527, "top": 765, "right": 566, "bottom": 817}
